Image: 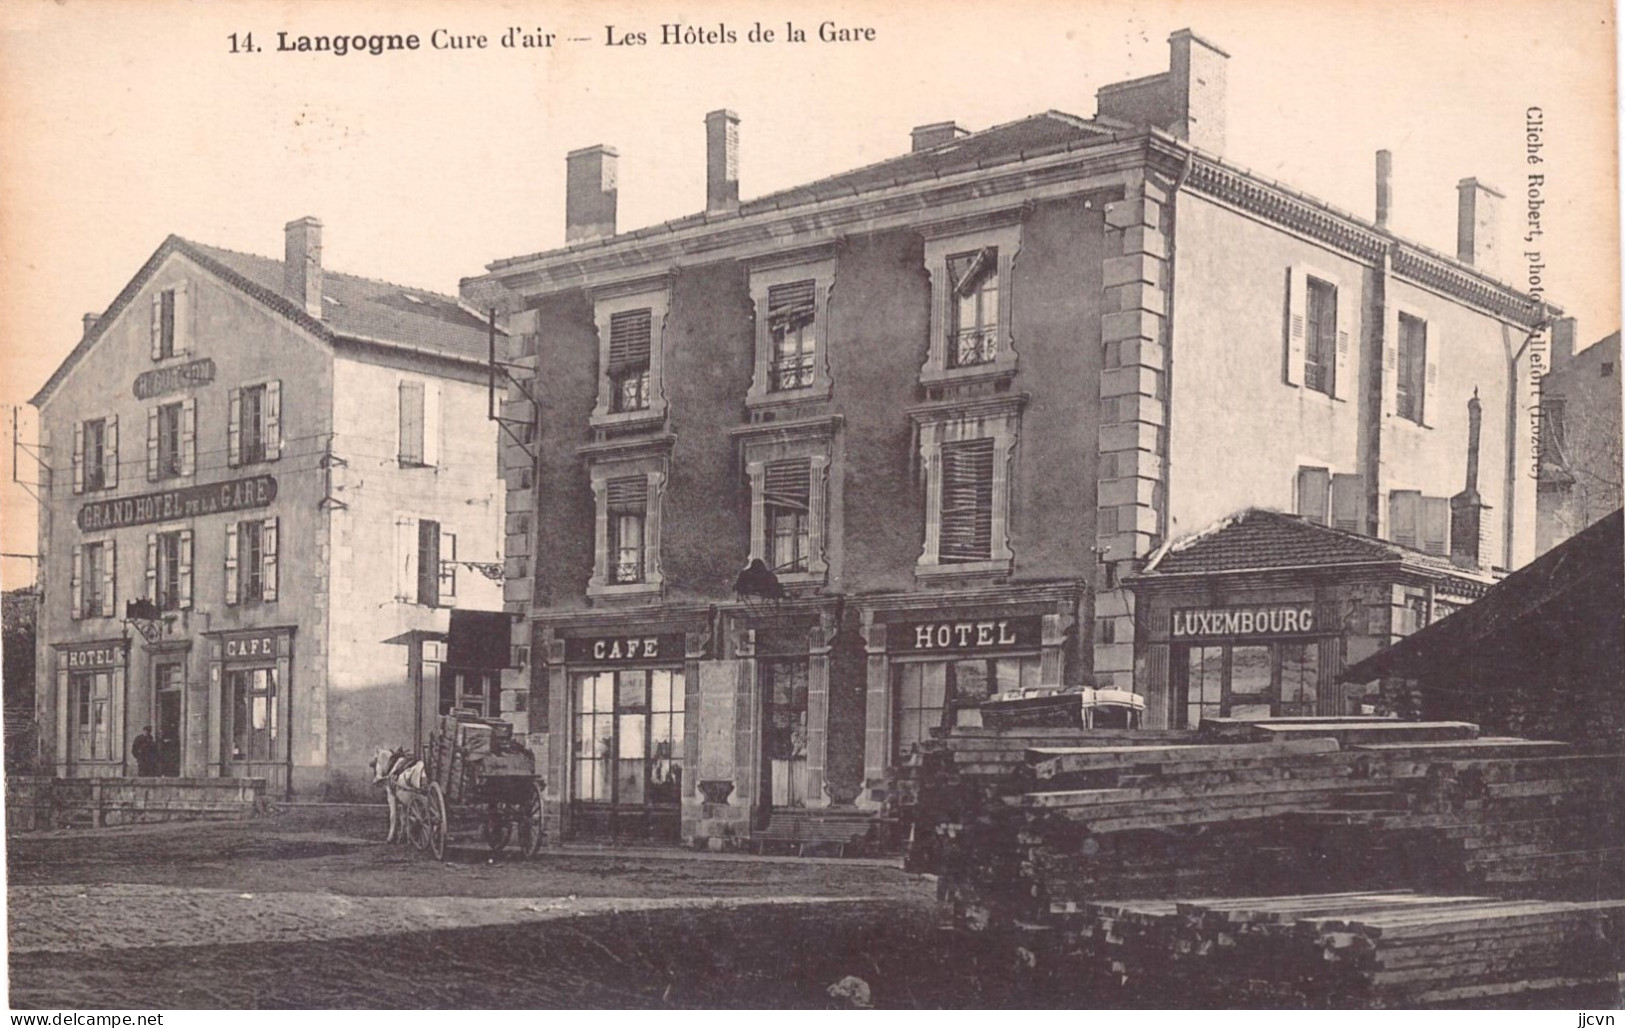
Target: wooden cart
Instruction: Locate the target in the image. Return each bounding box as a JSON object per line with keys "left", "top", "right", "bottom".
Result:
{"left": 398, "top": 710, "right": 546, "bottom": 861}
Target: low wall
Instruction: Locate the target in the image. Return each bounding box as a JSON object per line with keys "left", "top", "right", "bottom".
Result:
{"left": 6, "top": 776, "right": 266, "bottom": 832}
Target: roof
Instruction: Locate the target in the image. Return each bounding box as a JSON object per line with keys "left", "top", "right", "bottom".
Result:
{"left": 32, "top": 234, "right": 494, "bottom": 406}
{"left": 1341, "top": 507, "right": 1624, "bottom": 682}
{"left": 1130, "top": 508, "right": 1501, "bottom": 586}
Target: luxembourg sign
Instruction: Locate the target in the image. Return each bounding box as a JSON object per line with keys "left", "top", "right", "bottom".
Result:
{"left": 78, "top": 475, "right": 277, "bottom": 531}
{"left": 1171, "top": 605, "right": 1318, "bottom": 639}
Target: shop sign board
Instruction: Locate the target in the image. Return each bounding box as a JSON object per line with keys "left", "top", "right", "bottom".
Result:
{"left": 1171, "top": 605, "right": 1318, "bottom": 639}
{"left": 78, "top": 475, "right": 277, "bottom": 531}
{"left": 891, "top": 616, "right": 1042, "bottom": 654}
{"left": 566, "top": 633, "right": 686, "bottom": 664}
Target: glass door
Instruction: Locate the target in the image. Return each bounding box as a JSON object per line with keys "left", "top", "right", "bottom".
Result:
{"left": 763, "top": 659, "right": 810, "bottom": 810}
{"left": 571, "top": 668, "right": 685, "bottom": 840}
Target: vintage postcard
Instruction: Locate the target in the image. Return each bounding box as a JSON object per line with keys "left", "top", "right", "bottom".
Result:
{"left": 1, "top": 0, "right": 1620, "bottom": 1014}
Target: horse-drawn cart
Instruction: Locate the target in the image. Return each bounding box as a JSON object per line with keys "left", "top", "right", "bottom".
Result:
{"left": 382, "top": 709, "right": 545, "bottom": 860}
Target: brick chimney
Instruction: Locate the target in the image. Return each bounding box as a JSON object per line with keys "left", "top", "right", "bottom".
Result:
{"left": 283, "top": 216, "right": 323, "bottom": 319}
{"left": 1456, "top": 178, "right": 1504, "bottom": 275}
{"left": 1375, "top": 150, "right": 1393, "bottom": 231}
{"left": 705, "top": 110, "right": 740, "bottom": 215}
{"left": 566, "top": 145, "right": 619, "bottom": 243}
{"left": 81, "top": 312, "right": 100, "bottom": 338}
{"left": 1450, "top": 389, "right": 1490, "bottom": 569}
{"left": 1096, "top": 29, "right": 1228, "bottom": 154}
{"left": 1550, "top": 315, "right": 1577, "bottom": 371}
{"left": 911, "top": 121, "right": 969, "bottom": 152}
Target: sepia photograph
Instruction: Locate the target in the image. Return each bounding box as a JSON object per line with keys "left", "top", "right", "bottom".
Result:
{"left": 0, "top": 0, "right": 1621, "bottom": 1013}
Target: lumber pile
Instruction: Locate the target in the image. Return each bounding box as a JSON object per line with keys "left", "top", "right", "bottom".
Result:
{"left": 1059, "top": 891, "right": 1625, "bottom": 1008}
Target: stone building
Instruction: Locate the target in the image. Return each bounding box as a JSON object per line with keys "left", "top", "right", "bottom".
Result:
{"left": 30, "top": 219, "right": 505, "bottom": 797}
{"left": 462, "top": 30, "right": 1557, "bottom": 846}
{"left": 1536, "top": 324, "right": 1621, "bottom": 554}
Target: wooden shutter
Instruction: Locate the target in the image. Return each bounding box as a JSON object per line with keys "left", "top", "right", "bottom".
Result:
{"left": 607, "top": 309, "right": 653, "bottom": 370}
{"left": 146, "top": 408, "right": 159, "bottom": 481}
{"left": 1331, "top": 473, "right": 1363, "bottom": 534}
{"left": 227, "top": 388, "right": 242, "bottom": 466}
{"left": 178, "top": 529, "right": 194, "bottom": 609}
{"left": 1332, "top": 284, "right": 1353, "bottom": 401}
{"left": 422, "top": 381, "right": 441, "bottom": 466}
{"left": 104, "top": 415, "right": 118, "bottom": 489}
{"left": 71, "top": 546, "right": 83, "bottom": 620}
{"left": 173, "top": 283, "right": 190, "bottom": 357}
{"left": 150, "top": 293, "right": 164, "bottom": 359}
{"left": 101, "top": 540, "right": 117, "bottom": 618}
{"left": 1382, "top": 306, "right": 1401, "bottom": 418}
{"left": 180, "top": 398, "right": 196, "bottom": 477}
{"left": 1421, "top": 497, "right": 1450, "bottom": 556}
{"left": 225, "top": 522, "right": 240, "bottom": 606}
{"left": 1388, "top": 490, "right": 1421, "bottom": 549}
{"left": 72, "top": 422, "right": 85, "bottom": 495}
{"left": 398, "top": 381, "right": 425, "bottom": 464}
{"left": 766, "top": 281, "right": 816, "bottom": 330}
{"left": 417, "top": 519, "right": 441, "bottom": 607}
{"left": 606, "top": 476, "right": 648, "bottom": 513}
{"left": 265, "top": 380, "right": 282, "bottom": 460}
{"left": 394, "top": 516, "right": 416, "bottom": 601}
{"left": 940, "top": 438, "right": 995, "bottom": 562}
{"left": 262, "top": 517, "right": 278, "bottom": 602}
{"left": 1296, "top": 467, "right": 1331, "bottom": 525}
{"left": 763, "top": 458, "right": 812, "bottom": 510}
{"left": 1422, "top": 324, "right": 1440, "bottom": 427}
{"left": 1284, "top": 267, "right": 1306, "bottom": 386}
{"left": 145, "top": 533, "right": 158, "bottom": 602}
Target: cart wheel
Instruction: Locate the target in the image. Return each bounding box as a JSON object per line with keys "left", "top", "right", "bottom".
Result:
{"left": 518, "top": 780, "right": 546, "bottom": 858}
{"left": 407, "top": 803, "right": 427, "bottom": 852}
{"left": 427, "top": 782, "right": 448, "bottom": 861}
{"left": 483, "top": 803, "right": 512, "bottom": 854}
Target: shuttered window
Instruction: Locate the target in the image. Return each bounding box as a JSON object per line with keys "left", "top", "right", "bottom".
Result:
{"left": 607, "top": 476, "right": 647, "bottom": 584}
{"left": 767, "top": 282, "right": 817, "bottom": 391}
{"left": 1397, "top": 314, "right": 1427, "bottom": 424}
{"left": 1304, "top": 278, "right": 1337, "bottom": 396}
{"left": 1296, "top": 467, "right": 1331, "bottom": 526}
{"left": 1389, "top": 490, "right": 1421, "bottom": 549}
{"left": 939, "top": 438, "right": 995, "bottom": 563}
{"left": 1421, "top": 497, "right": 1450, "bottom": 556}
{"left": 417, "top": 518, "right": 441, "bottom": 607}
{"left": 948, "top": 248, "right": 999, "bottom": 368}
{"left": 399, "top": 381, "right": 425, "bottom": 465}
{"left": 1331, "top": 473, "right": 1363, "bottom": 534}
{"left": 608, "top": 309, "right": 653, "bottom": 412}
{"left": 764, "top": 458, "right": 812, "bottom": 572}
{"left": 73, "top": 541, "right": 115, "bottom": 619}
{"left": 149, "top": 529, "right": 192, "bottom": 612}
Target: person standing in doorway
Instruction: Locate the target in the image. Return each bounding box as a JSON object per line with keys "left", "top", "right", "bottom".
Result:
{"left": 132, "top": 726, "right": 158, "bottom": 777}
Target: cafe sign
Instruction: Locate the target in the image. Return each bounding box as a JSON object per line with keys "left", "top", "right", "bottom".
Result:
{"left": 133, "top": 358, "right": 216, "bottom": 400}
{"left": 891, "top": 616, "right": 1042, "bottom": 654}
{"left": 78, "top": 475, "right": 277, "bottom": 531}
{"left": 222, "top": 630, "right": 281, "bottom": 660}
{"left": 566, "top": 633, "right": 686, "bottom": 664}
{"left": 1172, "top": 605, "right": 1318, "bottom": 640}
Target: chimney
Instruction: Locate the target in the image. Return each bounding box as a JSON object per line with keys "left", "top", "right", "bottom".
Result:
{"left": 565, "top": 145, "right": 619, "bottom": 243}
{"left": 911, "top": 121, "right": 969, "bottom": 152}
{"left": 1167, "top": 29, "right": 1229, "bottom": 154}
{"left": 1455, "top": 177, "right": 1504, "bottom": 274}
{"left": 1375, "top": 150, "right": 1393, "bottom": 231}
{"left": 81, "top": 312, "right": 100, "bottom": 338}
{"left": 1550, "top": 316, "right": 1577, "bottom": 371}
{"left": 705, "top": 110, "right": 740, "bottom": 214}
{"left": 283, "top": 216, "right": 323, "bottom": 319}
{"left": 1450, "top": 390, "right": 1490, "bottom": 569}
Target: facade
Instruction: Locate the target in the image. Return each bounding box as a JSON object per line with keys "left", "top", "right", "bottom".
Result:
{"left": 30, "top": 219, "right": 505, "bottom": 798}
{"left": 1536, "top": 325, "right": 1621, "bottom": 554}
{"left": 463, "top": 31, "right": 1557, "bottom": 847}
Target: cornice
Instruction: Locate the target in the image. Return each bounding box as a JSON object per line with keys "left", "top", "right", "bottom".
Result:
{"left": 906, "top": 392, "right": 1031, "bottom": 425}
{"left": 727, "top": 413, "right": 843, "bottom": 443}
{"left": 575, "top": 432, "right": 677, "bottom": 463}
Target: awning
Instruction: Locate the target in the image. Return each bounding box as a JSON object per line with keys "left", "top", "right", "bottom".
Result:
{"left": 446, "top": 609, "right": 514, "bottom": 670}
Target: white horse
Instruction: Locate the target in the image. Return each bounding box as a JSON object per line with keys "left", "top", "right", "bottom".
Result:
{"left": 370, "top": 746, "right": 427, "bottom": 844}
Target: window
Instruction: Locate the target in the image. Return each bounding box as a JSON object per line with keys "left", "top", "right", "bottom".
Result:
{"left": 763, "top": 659, "right": 810, "bottom": 807}
{"left": 1388, "top": 490, "right": 1421, "bottom": 548}
{"left": 226, "top": 517, "right": 278, "bottom": 605}
{"left": 1331, "top": 473, "right": 1363, "bottom": 533}
{"left": 438, "top": 532, "right": 458, "bottom": 602}
{"left": 763, "top": 459, "right": 812, "bottom": 573}
{"left": 439, "top": 670, "right": 499, "bottom": 718}
{"left": 147, "top": 529, "right": 192, "bottom": 612}
{"left": 158, "top": 290, "right": 176, "bottom": 359}
{"left": 589, "top": 469, "right": 664, "bottom": 596}
{"left": 230, "top": 381, "right": 281, "bottom": 465}
{"left": 939, "top": 438, "right": 995, "bottom": 563}
{"left": 1174, "top": 640, "right": 1328, "bottom": 727}
{"left": 417, "top": 518, "right": 442, "bottom": 605}
{"left": 767, "top": 281, "right": 817, "bottom": 391}
{"left": 747, "top": 253, "right": 834, "bottom": 405}
{"left": 1544, "top": 398, "right": 1568, "bottom": 465}
{"left": 71, "top": 541, "right": 115, "bottom": 619}
{"left": 71, "top": 671, "right": 114, "bottom": 763}
{"left": 398, "top": 380, "right": 439, "bottom": 466}
{"left": 147, "top": 400, "right": 193, "bottom": 481}
{"left": 1396, "top": 314, "right": 1427, "bottom": 423}
{"left": 74, "top": 416, "right": 117, "bottom": 494}
{"left": 394, "top": 517, "right": 456, "bottom": 605}
{"left": 1296, "top": 466, "right": 1331, "bottom": 525}
{"left": 571, "top": 669, "right": 685, "bottom": 809}
{"left": 893, "top": 656, "right": 1041, "bottom": 758}
{"left": 228, "top": 667, "right": 278, "bottom": 762}
{"left": 1094, "top": 617, "right": 1117, "bottom": 645}
{"left": 607, "top": 479, "right": 646, "bottom": 584}
{"left": 608, "top": 309, "right": 653, "bottom": 412}
{"left": 1304, "top": 278, "right": 1337, "bottom": 396}
{"left": 947, "top": 248, "right": 999, "bottom": 368}
{"left": 150, "top": 287, "right": 189, "bottom": 361}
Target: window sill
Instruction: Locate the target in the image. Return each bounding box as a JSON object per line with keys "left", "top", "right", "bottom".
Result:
{"left": 914, "top": 559, "right": 1012, "bottom": 585}
{"left": 746, "top": 381, "right": 832, "bottom": 410}
{"left": 397, "top": 460, "right": 438, "bottom": 470}
{"left": 919, "top": 362, "right": 1017, "bottom": 390}
{"left": 587, "top": 580, "right": 663, "bottom": 599}
{"left": 1389, "top": 414, "right": 1433, "bottom": 430}
{"left": 590, "top": 408, "right": 666, "bottom": 433}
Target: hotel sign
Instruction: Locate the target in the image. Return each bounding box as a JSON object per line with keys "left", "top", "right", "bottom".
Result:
{"left": 891, "top": 616, "right": 1042, "bottom": 654}
{"left": 78, "top": 475, "right": 277, "bottom": 531}
{"left": 133, "top": 358, "right": 216, "bottom": 399}
{"left": 1172, "top": 605, "right": 1318, "bottom": 639}
{"left": 566, "top": 633, "right": 686, "bottom": 664}
{"left": 60, "top": 641, "right": 124, "bottom": 670}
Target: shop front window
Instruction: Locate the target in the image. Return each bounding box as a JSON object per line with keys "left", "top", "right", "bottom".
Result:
{"left": 71, "top": 671, "right": 114, "bottom": 763}
{"left": 1174, "top": 639, "right": 1330, "bottom": 726}
{"left": 893, "top": 655, "right": 1041, "bottom": 758}
{"left": 229, "top": 667, "right": 278, "bottom": 762}
{"left": 571, "top": 669, "right": 685, "bottom": 811}
{"left": 764, "top": 659, "right": 809, "bottom": 808}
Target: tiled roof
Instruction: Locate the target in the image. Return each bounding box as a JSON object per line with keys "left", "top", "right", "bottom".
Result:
{"left": 1137, "top": 508, "right": 1500, "bottom": 584}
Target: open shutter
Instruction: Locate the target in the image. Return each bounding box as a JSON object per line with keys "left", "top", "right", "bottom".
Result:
{"left": 105, "top": 415, "right": 118, "bottom": 489}
{"left": 227, "top": 388, "right": 242, "bottom": 467}
{"left": 173, "top": 283, "right": 191, "bottom": 357}
{"left": 1382, "top": 306, "right": 1400, "bottom": 418}
{"left": 1331, "top": 473, "right": 1364, "bottom": 534}
{"left": 265, "top": 380, "right": 282, "bottom": 460}
{"left": 262, "top": 517, "right": 279, "bottom": 602}
{"left": 422, "top": 381, "right": 441, "bottom": 466}
{"left": 145, "top": 533, "right": 158, "bottom": 602}
{"left": 438, "top": 529, "right": 456, "bottom": 601}
{"left": 940, "top": 438, "right": 995, "bottom": 562}
{"left": 178, "top": 529, "right": 194, "bottom": 609}
{"left": 1422, "top": 324, "right": 1440, "bottom": 427}
{"left": 1284, "top": 267, "right": 1306, "bottom": 386}
{"left": 101, "top": 540, "right": 117, "bottom": 618}
{"left": 1296, "top": 467, "right": 1331, "bottom": 525}
{"left": 180, "top": 397, "right": 196, "bottom": 477}
{"left": 150, "top": 293, "right": 164, "bottom": 359}
{"left": 395, "top": 517, "right": 416, "bottom": 601}
{"left": 146, "top": 408, "right": 159, "bottom": 481}
{"left": 398, "top": 382, "right": 425, "bottom": 464}
{"left": 1332, "top": 285, "right": 1354, "bottom": 401}
{"left": 1421, "top": 497, "right": 1450, "bottom": 555}
{"left": 224, "top": 522, "right": 240, "bottom": 606}
{"left": 70, "top": 546, "right": 84, "bottom": 620}
{"left": 72, "top": 422, "right": 85, "bottom": 495}
{"left": 1388, "top": 490, "right": 1421, "bottom": 549}
{"left": 417, "top": 519, "right": 441, "bottom": 607}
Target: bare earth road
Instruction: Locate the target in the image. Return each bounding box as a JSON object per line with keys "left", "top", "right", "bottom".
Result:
{"left": 6, "top": 807, "right": 1036, "bottom": 1009}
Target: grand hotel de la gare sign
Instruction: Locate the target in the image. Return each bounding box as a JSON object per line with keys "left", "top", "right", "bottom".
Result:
{"left": 77, "top": 475, "right": 277, "bottom": 532}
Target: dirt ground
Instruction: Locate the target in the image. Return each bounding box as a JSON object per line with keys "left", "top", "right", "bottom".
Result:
{"left": 7, "top": 807, "right": 1048, "bottom": 1009}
